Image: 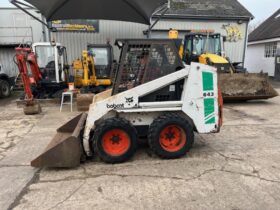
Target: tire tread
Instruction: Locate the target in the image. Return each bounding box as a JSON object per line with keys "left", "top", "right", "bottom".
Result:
{"left": 148, "top": 113, "right": 194, "bottom": 159}
{"left": 93, "top": 118, "right": 137, "bottom": 163}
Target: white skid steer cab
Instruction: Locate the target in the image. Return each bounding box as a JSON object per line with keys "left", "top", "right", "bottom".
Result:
{"left": 31, "top": 39, "right": 223, "bottom": 168}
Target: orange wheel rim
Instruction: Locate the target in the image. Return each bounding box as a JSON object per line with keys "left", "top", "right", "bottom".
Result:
{"left": 102, "top": 129, "right": 131, "bottom": 156}
{"left": 159, "top": 125, "right": 186, "bottom": 152}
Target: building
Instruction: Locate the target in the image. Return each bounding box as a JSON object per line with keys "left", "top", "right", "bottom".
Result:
{"left": 245, "top": 9, "right": 280, "bottom": 77}
{"left": 0, "top": 0, "right": 253, "bottom": 76}
{"left": 0, "top": 8, "right": 48, "bottom": 78}
{"left": 150, "top": 0, "right": 253, "bottom": 64}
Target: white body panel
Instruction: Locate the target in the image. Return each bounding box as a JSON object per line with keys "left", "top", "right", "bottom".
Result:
{"left": 82, "top": 63, "right": 220, "bottom": 156}
{"left": 182, "top": 63, "right": 218, "bottom": 133}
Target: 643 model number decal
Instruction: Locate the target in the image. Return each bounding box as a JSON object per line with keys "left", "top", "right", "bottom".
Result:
{"left": 203, "top": 92, "right": 214, "bottom": 97}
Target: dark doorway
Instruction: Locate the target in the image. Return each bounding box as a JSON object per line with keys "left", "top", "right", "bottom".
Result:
{"left": 275, "top": 53, "right": 280, "bottom": 81}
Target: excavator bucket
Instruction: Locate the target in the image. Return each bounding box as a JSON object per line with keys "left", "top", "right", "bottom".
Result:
{"left": 219, "top": 73, "right": 278, "bottom": 101}
{"left": 24, "top": 102, "right": 42, "bottom": 115}
{"left": 31, "top": 113, "right": 87, "bottom": 168}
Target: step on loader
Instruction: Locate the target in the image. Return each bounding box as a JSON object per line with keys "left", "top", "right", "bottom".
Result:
{"left": 31, "top": 39, "right": 223, "bottom": 168}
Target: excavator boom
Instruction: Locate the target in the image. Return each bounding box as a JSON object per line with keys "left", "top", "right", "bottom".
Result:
{"left": 15, "top": 47, "right": 42, "bottom": 115}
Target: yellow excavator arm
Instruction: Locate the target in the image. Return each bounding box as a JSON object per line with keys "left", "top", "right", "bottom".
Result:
{"left": 73, "top": 51, "right": 112, "bottom": 88}
{"left": 73, "top": 51, "right": 97, "bottom": 87}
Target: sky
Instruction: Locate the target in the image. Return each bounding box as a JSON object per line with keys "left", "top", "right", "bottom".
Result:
{"left": 0, "top": 0, "right": 280, "bottom": 24}
{"left": 238, "top": 0, "right": 280, "bottom": 24}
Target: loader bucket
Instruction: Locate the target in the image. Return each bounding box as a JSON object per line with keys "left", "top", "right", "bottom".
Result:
{"left": 76, "top": 89, "right": 113, "bottom": 111}
{"left": 219, "top": 73, "right": 279, "bottom": 101}
{"left": 31, "top": 113, "right": 87, "bottom": 168}
{"left": 77, "top": 93, "right": 95, "bottom": 112}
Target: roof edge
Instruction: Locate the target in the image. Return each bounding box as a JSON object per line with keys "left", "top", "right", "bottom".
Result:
{"left": 248, "top": 8, "right": 280, "bottom": 42}
{"left": 248, "top": 37, "right": 280, "bottom": 45}
{"left": 153, "top": 14, "right": 252, "bottom": 21}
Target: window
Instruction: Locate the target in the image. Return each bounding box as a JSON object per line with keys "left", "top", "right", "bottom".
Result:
{"left": 35, "top": 46, "right": 55, "bottom": 68}
{"left": 88, "top": 48, "right": 109, "bottom": 65}
{"left": 265, "top": 42, "right": 277, "bottom": 58}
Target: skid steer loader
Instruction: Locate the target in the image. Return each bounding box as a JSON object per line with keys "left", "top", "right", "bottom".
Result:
{"left": 181, "top": 32, "right": 278, "bottom": 101}
{"left": 31, "top": 39, "right": 223, "bottom": 168}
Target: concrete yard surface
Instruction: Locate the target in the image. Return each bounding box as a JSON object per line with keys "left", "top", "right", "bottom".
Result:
{"left": 0, "top": 87, "right": 280, "bottom": 210}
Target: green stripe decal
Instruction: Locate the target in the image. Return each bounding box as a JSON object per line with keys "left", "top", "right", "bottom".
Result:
{"left": 204, "top": 98, "right": 215, "bottom": 124}
{"left": 202, "top": 72, "right": 214, "bottom": 91}
{"left": 202, "top": 71, "right": 215, "bottom": 124}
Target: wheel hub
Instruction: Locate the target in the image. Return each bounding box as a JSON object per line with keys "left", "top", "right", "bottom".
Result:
{"left": 159, "top": 125, "right": 187, "bottom": 152}
{"left": 110, "top": 135, "right": 121, "bottom": 144}
{"left": 165, "top": 129, "right": 175, "bottom": 141}
{"left": 1, "top": 84, "right": 8, "bottom": 95}
{"left": 102, "top": 129, "right": 131, "bottom": 156}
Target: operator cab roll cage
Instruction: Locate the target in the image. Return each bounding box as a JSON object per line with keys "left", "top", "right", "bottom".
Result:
{"left": 113, "top": 39, "right": 184, "bottom": 96}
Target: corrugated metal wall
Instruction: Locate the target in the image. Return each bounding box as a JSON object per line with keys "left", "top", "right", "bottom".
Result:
{"left": 0, "top": 8, "right": 47, "bottom": 45}
{"left": 52, "top": 19, "right": 248, "bottom": 64}
{"left": 51, "top": 20, "right": 148, "bottom": 62}
{"left": 0, "top": 48, "right": 18, "bottom": 77}
{"left": 0, "top": 8, "right": 48, "bottom": 77}
{"left": 151, "top": 19, "right": 248, "bottom": 63}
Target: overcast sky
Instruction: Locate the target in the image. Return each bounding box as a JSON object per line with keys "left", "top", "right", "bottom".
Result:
{"left": 0, "top": 0, "right": 279, "bottom": 24}
{"left": 238, "top": 0, "right": 280, "bottom": 24}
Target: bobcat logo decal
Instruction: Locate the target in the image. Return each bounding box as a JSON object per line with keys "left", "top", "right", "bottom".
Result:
{"left": 125, "top": 97, "right": 134, "bottom": 106}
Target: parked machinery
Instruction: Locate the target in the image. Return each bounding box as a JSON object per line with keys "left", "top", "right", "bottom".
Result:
{"left": 176, "top": 31, "right": 278, "bottom": 101}
{"left": 0, "top": 62, "right": 13, "bottom": 98}
{"left": 31, "top": 39, "right": 223, "bottom": 168}
{"left": 73, "top": 44, "right": 114, "bottom": 111}
{"left": 14, "top": 42, "right": 69, "bottom": 114}
{"left": 73, "top": 44, "right": 113, "bottom": 93}
{"left": 31, "top": 42, "right": 69, "bottom": 98}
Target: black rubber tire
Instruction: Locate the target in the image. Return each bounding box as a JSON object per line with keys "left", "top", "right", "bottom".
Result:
{"left": 92, "top": 118, "right": 138, "bottom": 164}
{"left": 148, "top": 113, "right": 194, "bottom": 159}
{"left": 0, "top": 80, "right": 11, "bottom": 98}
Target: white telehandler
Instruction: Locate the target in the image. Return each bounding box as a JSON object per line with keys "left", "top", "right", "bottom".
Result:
{"left": 31, "top": 39, "right": 223, "bottom": 168}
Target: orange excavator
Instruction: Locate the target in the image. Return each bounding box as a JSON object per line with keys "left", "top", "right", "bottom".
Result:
{"left": 14, "top": 42, "right": 69, "bottom": 114}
